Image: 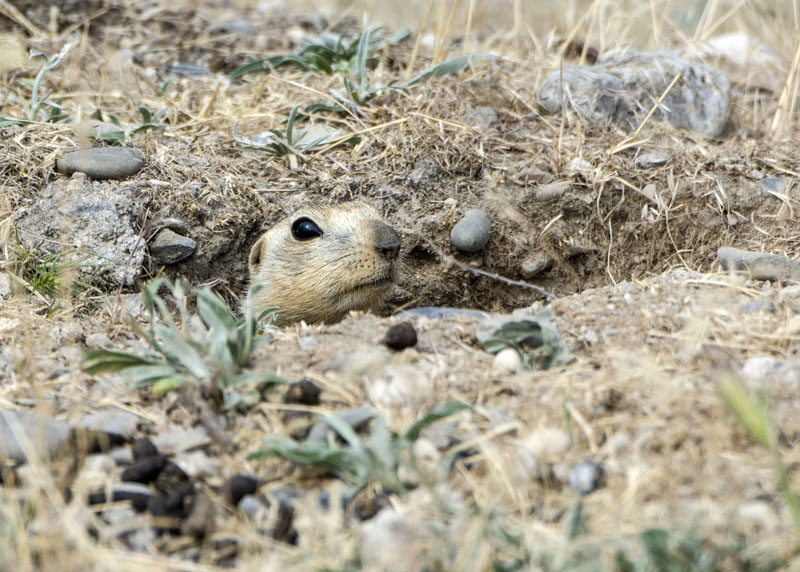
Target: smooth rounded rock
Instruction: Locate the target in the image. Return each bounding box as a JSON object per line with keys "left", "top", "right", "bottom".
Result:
{"left": 521, "top": 427, "right": 572, "bottom": 461}
{"left": 568, "top": 460, "right": 604, "bottom": 495}
{"left": 450, "top": 209, "right": 491, "bottom": 253}
{"left": 0, "top": 409, "right": 71, "bottom": 463}
{"left": 383, "top": 321, "right": 418, "bottom": 351}
{"left": 493, "top": 348, "right": 521, "bottom": 375}
{"left": 718, "top": 247, "right": 800, "bottom": 282}
{"left": 635, "top": 150, "right": 671, "bottom": 169}
{"left": 149, "top": 228, "right": 196, "bottom": 265}
{"left": 57, "top": 147, "right": 144, "bottom": 180}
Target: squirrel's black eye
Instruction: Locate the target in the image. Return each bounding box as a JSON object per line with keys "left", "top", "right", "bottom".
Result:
{"left": 291, "top": 217, "right": 323, "bottom": 241}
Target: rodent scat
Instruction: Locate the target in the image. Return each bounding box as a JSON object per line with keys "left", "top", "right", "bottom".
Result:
{"left": 248, "top": 201, "right": 401, "bottom": 326}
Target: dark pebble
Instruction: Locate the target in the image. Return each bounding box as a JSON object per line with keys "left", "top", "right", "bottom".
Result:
{"left": 221, "top": 474, "right": 261, "bottom": 506}
{"left": 88, "top": 486, "right": 153, "bottom": 512}
{"left": 284, "top": 379, "right": 322, "bottom": 405}
{"left": 383, "top": 321, "right": 418, "bottom": 351}
{"left": 154, "top": 461, "right": 191, "bottom": 495}
{"left": 121, "top": 454, "right": 168, "bottom": 484}
{"left": 148, "top": 484, "right": 194, "bottom": 533}
{"left": 132, "top": 437, "right": 159, "bottom": 460}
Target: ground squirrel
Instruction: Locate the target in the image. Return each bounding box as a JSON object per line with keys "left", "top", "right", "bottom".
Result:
{"left": 248, "top": 202, "right": 401, "bottom": 326}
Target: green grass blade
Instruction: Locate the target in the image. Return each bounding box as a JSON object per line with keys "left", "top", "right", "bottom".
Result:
{"left": 82, "top": 349, "right": 157, "bottom": 373}
{"left": 403, "top": 402, "right": 471, "bottom": 441}
{"left": 402, "top": 53, "right": 499, "bottom": 88}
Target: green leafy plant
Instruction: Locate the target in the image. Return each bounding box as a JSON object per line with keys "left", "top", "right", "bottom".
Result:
{"left": 233, "top": 105, "right": 329, "bottom": 168}
{"left": 5, "top": 227, "right": 93, "bottom": 308}
{"left": 230, "top": 26, "right": 410, "bottom": 79}
{"left": 230, "top": 24, "right": 497, "bottom": 109}
{"left": 84, "top": 105, "right": 167, "bottom": 144}
{"left": 482, "top": 310, "right": 572, "bottom": 371}
{"left": 248, "top": 401, "right": 470, "bottom": 496}
{"left": 0, "top": 43, "right": 73, "bottom": 126}
{"left": 83, "top": 278, "right": 284, "bottom": 408}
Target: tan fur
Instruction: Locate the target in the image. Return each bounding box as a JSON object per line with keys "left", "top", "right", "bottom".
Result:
{"left": 248, "top": 202, "right": 400, "bottom": 326}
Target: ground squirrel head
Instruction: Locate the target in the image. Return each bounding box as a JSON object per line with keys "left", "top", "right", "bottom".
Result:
{"left": 248, "top": 202, "right": 401, "bottom": 326}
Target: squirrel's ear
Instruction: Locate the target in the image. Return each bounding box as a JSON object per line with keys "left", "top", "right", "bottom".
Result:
{"left": 249, "top": 237, "right": 266, "bottom": 270}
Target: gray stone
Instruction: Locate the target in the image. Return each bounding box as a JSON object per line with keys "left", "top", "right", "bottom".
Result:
{"left": 85, "top": 332, "right": 113, "bottom": 348}
{"left": 0, "top": 409, "right": 71, "bottom": 463}
{"left": 110, "top": 446, "right": 134, "bottom": 465}
{"left": 149, "top": 228, "right": 196, "bottom": 265}
{"left": 761, "top": 177, "right": 787, "bottom": 193}
{"left": 450, "top": 209, "right": 491, "bottom": 253}
{"left": 79, "top": 409, "right": 139, "bottom": 438}
{"left": 568, "top": 461, "right": 604, "bottom": 495}
{"left": 538, "top": 51, "right": 730, "bottom": 137}
{"left": 408, "top": 160, "right": 443, "bottom": 185}
{"left": 307, "top": 405, "right": 375, "bottom": 442}
{"left": 718, "top": 247, "right": 800, "bottom": 282}
{"left": 238, "top": 495, "right": 265, "bottom": 520}
{"left": 166, "top": 62, "right": 211, "bottom": 77}
{"left": 175, "top": 451, "right": 219, "bottom": 479}
{"left": 152, "top": 426, "right": 210, "bottom": 453}
{"left": 57, "top": 147, "right": 144, "bottom": 180}
{"left": 464, "top": 106, "right": 498, "bottom": 128}
{"left": 0, "top": 273, "right": 11, "bottom": 298}
{"left": 635, "top": 150, "right": 671, "bottom": 169}
{"left": 13, "top": 174, "right": 146, "bottom": 287}
{"left": 520, "top": 254, "right": 554, "bottom": 278}
{"left": 738, "top": 300, "right": 778, "bottom": 314}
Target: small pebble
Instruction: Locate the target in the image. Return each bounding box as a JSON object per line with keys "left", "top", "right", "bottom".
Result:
{"left": 464, "top": 106, "right": 498, "bottom": 128}
{"left": 634, "top": 150, "right": 671, "bottom": 169}
{"left": 383, "top": 321, "right": 418, "bottom": 351}
{"left": 298, "top": 336, "right": 317, "bottom": 350}
{"left": 718, "top": 246, "right": 800, "bottom": 282}
{"left": 408, "top": 160, "right": 442, "bottom": 185}
{"left": 223, "top": 474, "right": 261, "bottom": 506}
{"left": 149, "top": 229, "right": 196, "bottom": 265}
{"left": 131, "top": 437, "right": 159, "bottom": 460}
{"left": 738, "top": 300, "right": 778, "bottom": 314}
{"left": 57, "top": 147, "right": 144, "bottom": 180}
{"left": 522, "top": 427, "right": 572, "bottom": 461}
{"left": 84, "top": 332, "right": 112, "bottom": 348}
{"left": 450, "top": 209, "right": 491, "bottom": 253}
{"left": 568, "top": 460, "right": 604, "bottom": 495}
{"left": 80, "top": 409, "right": 139, "bottom": 438}
{"left": 284, "top": 379, "right": 322, "bottom": 405}
{"left": 520, "top": 254, "right": 553, "bottom": 278}
{"left": 492, "top": 348, "right": 521, "bottom": 375}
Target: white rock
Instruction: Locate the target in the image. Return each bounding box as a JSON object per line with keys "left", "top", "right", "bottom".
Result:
{"left": 741, "top": 355, "right": 779, "bottom": 388}
{"left": 0, "top": 273, "right": 10, "bottom": 298}
{"left": 521, "top": 427, "right": 572, "bottom": 461}
{"left": 360, "top": 508, "right": 426, "bottom": 572}
{"left": 369, "top": 364, "right": 429, "bottom": 407}
{"left": 492, "top": 348, "right": 521, "bottom": 375}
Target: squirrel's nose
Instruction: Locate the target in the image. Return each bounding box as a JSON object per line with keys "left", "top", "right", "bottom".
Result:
{"left": 373, "top": 221, "right": 401, "bottom": 260}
